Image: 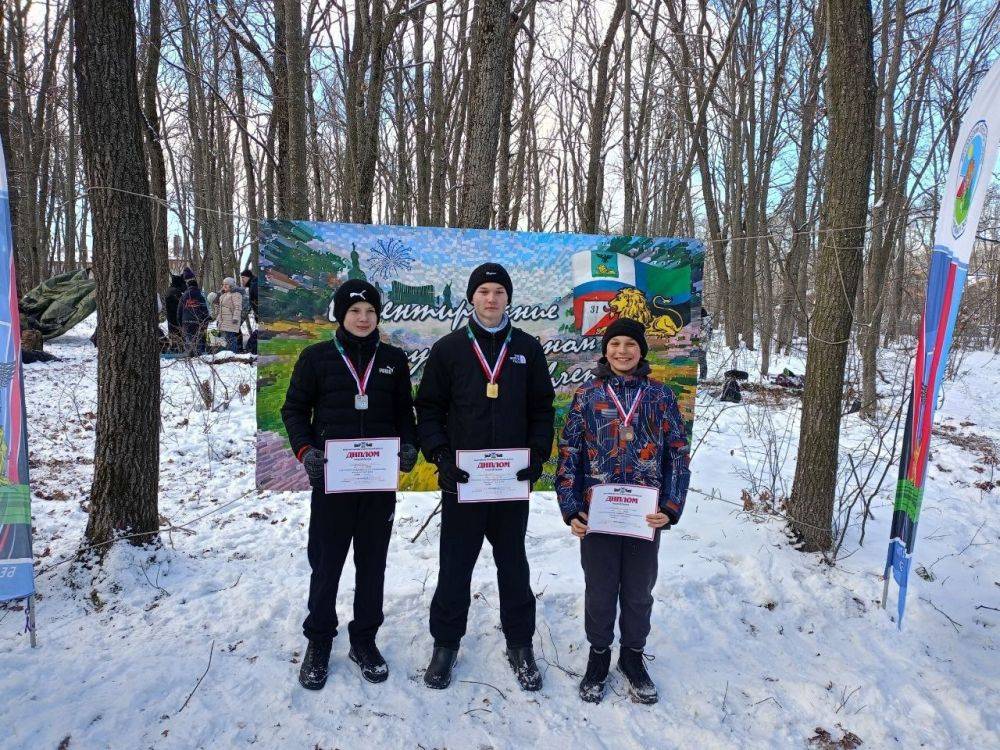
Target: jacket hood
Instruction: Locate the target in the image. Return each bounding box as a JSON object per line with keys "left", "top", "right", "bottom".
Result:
{"left": 170, "top": 274, "right": 186, "bottom": 289}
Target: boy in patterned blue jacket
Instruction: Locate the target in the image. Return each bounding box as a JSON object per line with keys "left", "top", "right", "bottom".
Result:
{"left": 556, "top": 317, "right": 691, "bottom": 704}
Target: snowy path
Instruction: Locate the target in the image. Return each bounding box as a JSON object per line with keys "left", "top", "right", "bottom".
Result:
{"left": 1, "top": 321, "right": 997, "bottom": 749}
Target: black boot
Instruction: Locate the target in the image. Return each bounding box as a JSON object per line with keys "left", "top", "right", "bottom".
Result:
{"left": 506, "top": 645, "right": 542, "bottom": 692}
{"left": 578, "top": 647, "right": 612, "bottom": 703}
{"left": 349, "top": 641, "right": 389, "bottom": 684}
{"left": 618, "top": 647, "right": 658, "bottom": 704}
{"left": 298, "top": 638, "right": 333, "bottom": 691}
{"left": 423, "top": 646, "right": 458, "bottom": 689}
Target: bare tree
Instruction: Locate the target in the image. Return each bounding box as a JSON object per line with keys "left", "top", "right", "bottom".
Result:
{"left": 788, "top": 0, "right": 876, "bottom": 551}
{"left": 74, "top": 0, "right": 160, "bottom": 546}
{"left": 580, "top": 0, "right": 625, "bottom": 234}
{"left": 141, "top": 0, "right": 170, "bottom": 290}
{"left": 284, "top": 0, "right": 309, "bottom": 218}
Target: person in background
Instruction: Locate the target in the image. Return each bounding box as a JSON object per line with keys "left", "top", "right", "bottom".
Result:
{"left": 698, "top": 305, "right": 712, "bottom": 381}
{"left": 281, "top": 280, "right": 419, "bottom": 690}
{"left": 556, "top": 317, "right": 691, "bottom": 705}
{"left": 215, "top": 277, "right": 243, "bottom": 353}
{"left": 163, "top": 273, "right": 186, "bottom": 352}
{"left": 240, "top": 269, "right": 258, "bottom": 319}
{"left": 177, "top": 276, "right": 210, "bottom": 356}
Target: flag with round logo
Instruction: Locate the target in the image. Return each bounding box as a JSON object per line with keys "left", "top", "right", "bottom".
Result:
{"left": 883, "top": 60, "right": 1000, "bottom": 627}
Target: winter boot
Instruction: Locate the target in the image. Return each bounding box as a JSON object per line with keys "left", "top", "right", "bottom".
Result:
{"left": 423, "top": 646, "right": 458, "bottom": 689}
{"left": 506, "top": 645, "right": 543, "bottom": 692}
{"left": 618, "top": 647, "right": 658, "bottom": 704}
{"left": 349, "top": 641, "right": 389, "bottom": 684}
{"left": 578, "top": 647, "right": 612, "bottom": 703}
{"left": 298, "top": 637, "right": 333, "bottom": 691}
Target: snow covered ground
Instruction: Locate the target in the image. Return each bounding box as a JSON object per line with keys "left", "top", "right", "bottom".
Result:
{"left": 1, "top": 318, "right": 997, "bottom": 749}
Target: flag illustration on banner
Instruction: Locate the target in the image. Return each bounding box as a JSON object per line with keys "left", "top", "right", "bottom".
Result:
{"left": 883, "top": 59, "right": 1000, "bottom": 627}
{"left": 571, "top": 250, "right": 691, "bottom": 335}
{"left": 0, "top": 134, "right": 35, "bottom": 605}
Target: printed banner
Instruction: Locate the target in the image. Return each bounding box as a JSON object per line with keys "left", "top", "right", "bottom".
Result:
{"left": 884, "top": 59, "right": 1000, "bottom": 626}
{"left": 257, "top": 221, "right": 704, "bottom": 492}
{"left": 0, "top": 135, "right": 35, "bottom": 603}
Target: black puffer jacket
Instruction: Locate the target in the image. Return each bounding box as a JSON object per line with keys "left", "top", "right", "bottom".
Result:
{"left": 415, "top": 316, "right": 556, "bottom": 493}
{"left": 164, "top": 274, "right": 185, "bottom": 336}
{"left": 281, "top": 326, "right": 418, "bottom": 458}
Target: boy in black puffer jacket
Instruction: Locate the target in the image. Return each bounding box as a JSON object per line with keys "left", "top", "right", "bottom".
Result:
{"left": 281, "top": 280, "right": 419, "bottom": 690}
{"left": 415, "top": 263, "right": 555, "bottom": 693}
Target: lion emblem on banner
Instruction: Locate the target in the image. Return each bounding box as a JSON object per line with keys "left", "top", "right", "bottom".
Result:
{"left": 606, "top": 288, "right": 683, "bottom": 338}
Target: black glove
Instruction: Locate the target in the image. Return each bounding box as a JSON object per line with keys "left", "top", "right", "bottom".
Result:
{"left": 302, "top": 447, "right": 326, "bottom": 487}
{"left": 399, "top": 443, "right": 419, "bottom": 473}
{"left": 431, "top": 448, "right": 469, "bottom": 484}
{"left": 516, "top": 458, "right": 544, "bottom": 483}
{"left": 660, "top": 509, "right": 677, "bottom": 531}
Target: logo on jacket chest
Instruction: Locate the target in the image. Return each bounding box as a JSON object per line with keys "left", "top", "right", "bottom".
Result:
{"left": 378, "top": 365, "right": 394, "bottom": 375}
{"left": 509, "top": 354, "right": 526, "bottom": 365}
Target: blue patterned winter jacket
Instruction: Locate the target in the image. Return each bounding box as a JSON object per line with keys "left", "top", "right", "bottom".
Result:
{"left": 556, "top": 360, "right": 691, "bottom": 524}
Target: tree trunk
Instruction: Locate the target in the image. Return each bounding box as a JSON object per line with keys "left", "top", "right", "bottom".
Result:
{"left": 231, "top": 40, "right": 259, "bottom": 257}
{"left": 74, "top": 0, "right": 160, "bottom": 547}
{"left": 775, "top": 5, "right": 823, "bottom": 354}
{"left": 64, "top": 10, "right": 77, "bottom": 270}
{"left": 141, "top": 0, "right": 169, "bottom": 292}
{"left": 273, "top": 0, "right": 289, "bottom": 216}
{"left": 494, "top": 24, "right": 515, "bottom": 230}
{"left": 412, "top": 4, "right": 430, "bottom": 225}
{"left": 788, "top": 0, "right": 876, "bottom": 551}
{"left": 284, "top": 0, "right": 309, "bottom": 218}
{"left": 457, "top": 0, "right": 511, "bottom": 228}
{"left": 429, "top": 0, "right": 448, "bottom": 225}
{"left": 885, "top": 231, "right": 904, "bottom": 342}
{"left": 581, "top": 0, "right": 626, "bottom": 234}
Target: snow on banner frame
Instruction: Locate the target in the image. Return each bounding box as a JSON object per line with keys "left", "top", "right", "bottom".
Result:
{"left": 883, "top": 59, "right": 1000, "bottom": 628}
{"left": 0, "top": 135, "right": 36, "bottom": 623}
{"left": 256, "top": 221, "right": 704, "bottom": 492}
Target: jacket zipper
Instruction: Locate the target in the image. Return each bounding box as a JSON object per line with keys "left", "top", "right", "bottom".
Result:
{"left": 490, "top": 329, "right": 496, "bottom": 446}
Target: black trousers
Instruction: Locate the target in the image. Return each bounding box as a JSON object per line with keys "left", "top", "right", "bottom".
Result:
{"left": 580, "top": 530, "right": 660, "bottom": 650}
{"left": 430, "top": 493, "right": 535, "bottom": 649}
{"left": 303, "top": 488, "right": 395, "bottom": 645}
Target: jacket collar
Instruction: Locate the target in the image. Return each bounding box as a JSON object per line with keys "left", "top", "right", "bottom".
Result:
{"left": 595, "top": 357, "right": 651, "bottom": 385}
{"left": 468, "top": 312, "right": 511, "bottom": 343}
{"left": 335, "top": 325, "right": 380, "bottom": 349}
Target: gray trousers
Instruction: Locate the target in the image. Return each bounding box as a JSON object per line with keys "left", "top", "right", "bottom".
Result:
{"left": 580, "top": 530, "right": 660, "bottom": 650}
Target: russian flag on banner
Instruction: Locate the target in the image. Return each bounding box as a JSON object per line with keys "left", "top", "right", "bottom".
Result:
{"left": 572, "top": 249, "right": 694, "bottom": 335}
{"left": 571, "top": 250, "right": 635, "bottom": 334}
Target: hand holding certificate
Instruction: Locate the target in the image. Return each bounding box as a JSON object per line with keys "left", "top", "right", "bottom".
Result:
{"left": 456, "top": 448, "right": 530, "bottom": 503}
{"left": 324, "top": 437, "right": 400, "bottom": 493}
{"left": 585, "top": 484, "right": 659, "bottom": 541}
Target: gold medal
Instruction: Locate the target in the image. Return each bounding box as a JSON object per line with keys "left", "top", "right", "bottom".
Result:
{"left": 469, "top": 326, "right": 511, "bottom": 403}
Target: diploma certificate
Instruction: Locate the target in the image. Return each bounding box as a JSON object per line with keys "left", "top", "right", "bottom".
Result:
{"left": 324, "top": 437, "right": 400, "bottom": 493}
{"left": 586, "top": 484, "right": 659, "bottom": 541}
{"left": 456, "top": 448, "right": 530, "bottom": 503}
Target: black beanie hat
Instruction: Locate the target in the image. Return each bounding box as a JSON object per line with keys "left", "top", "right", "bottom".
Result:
{"left": 602, "top": 317, "right": 648, "bottom": 358}
{"left": 466, "top": 263, "right": 513, "bottom": 304}
{"left": 334, "top": 280, "right": 382, "bottom": 324}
